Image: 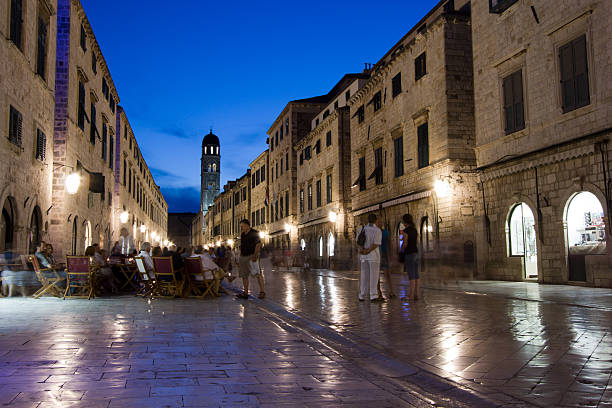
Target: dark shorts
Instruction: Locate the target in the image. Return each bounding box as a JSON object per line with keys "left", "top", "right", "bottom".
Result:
{"left": 380, "top": 251, "right": 389, "bottom": 269}
{"left": 404, "top": 253, "right": 419, "bottom": 280}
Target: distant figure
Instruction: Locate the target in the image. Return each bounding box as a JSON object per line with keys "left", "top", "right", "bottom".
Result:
{"left": 236, "top": 219, "right": 265, "bottom": 300}
{"left": 357, "top": 213, "right": 383, "bottom": 302}
{"left": 151, "top": 246, "right": 163, "bottom": 257}
{"left": 400, "top": 213, "right": 419, "bottom": 301}
{"left": 119, "top": 228, "right": 135, "bottom": 256}
{"left": 138, "top": 242, "right": 154, "bottom": 279}
{"left": 377, "top": 220, "right": 395, "bottom": 299}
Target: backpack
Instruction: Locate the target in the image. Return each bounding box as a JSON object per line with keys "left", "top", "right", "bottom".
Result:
{"left": 357, "top": 227, "right": 366, "bottom": 247}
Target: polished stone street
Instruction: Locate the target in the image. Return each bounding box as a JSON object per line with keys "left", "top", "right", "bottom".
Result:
{"left": 0, "top": 271, "right": 611, "bottom": 408}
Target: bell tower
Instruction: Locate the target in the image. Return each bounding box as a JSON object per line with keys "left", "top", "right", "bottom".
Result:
{"left": 200, "top": 129, "right": 220, "bottom": 213}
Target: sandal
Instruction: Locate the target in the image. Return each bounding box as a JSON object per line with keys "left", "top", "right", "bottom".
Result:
{"left": 235, "top": 292, "right": 249, "bottom": 299}
{"left": 258, "top": 292, "right": 266, "bottom": 299}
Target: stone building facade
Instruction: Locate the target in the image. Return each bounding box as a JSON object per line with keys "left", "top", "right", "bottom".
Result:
{"left": 349, "top": 0, "right": 479, "bottom": 279}
{"left": 472, "top": 0, "right": 612, "bottom": 286}
{"left": 1, "top": 0, "right": 167, "bottom": 259}
{"left": 295, "top": 75, "right": 368, "bottom": 270}
{"left": 1, "top": 0, "right": 57, "bottom": 254}
{"left": 249, "top": 150, "right": 268, "bottom": 238}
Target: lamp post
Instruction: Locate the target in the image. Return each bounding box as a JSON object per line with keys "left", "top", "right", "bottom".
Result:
{"left": 120, "top": 211, "right": 129, "bottom": 224}
{"left": 433, "top": 177, "right": 452, "bottom": 244}
{"left": 65, "top": 172, "right": 81, "bottom": 195}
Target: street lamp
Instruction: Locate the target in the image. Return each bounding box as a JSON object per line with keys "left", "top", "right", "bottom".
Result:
{"left": 434, "top": 179, "right": 451, "bottom": 198}
{"left": 216, "top": 240, "right": 221, "bottom": 247}
{"left": 65, "top": 172, "right": 80, "bottom": 195}
{"left": 284, "top": 223, "right": 292, "bottom": 233}
{"left": 329, "top": 211, "right": 337, "bottom": 223}
{"left": 120, "top": 211, "right": 129, "bottom": 224}
{"left": 227, "top": 239, "right": 234, "bottom": 247}
{"left": 140, "top": 225, "right": 147, "bottom": 233}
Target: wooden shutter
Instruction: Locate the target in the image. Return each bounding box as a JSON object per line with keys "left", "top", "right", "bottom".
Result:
{"left": 11, "top": 0, "right": 23, "bottom": 49}
{"left": 573, "top": 35, "right": 590, "bottom": 108}
{"left": 394, "top": 136, "right": 403, "bottom": 177}
{"left": 503, "top": 75, "right": 514, "bottom": 132}
{"left": 559, "top": 42, "right": 575, "bottom": 112}
{"left": 36, "top": 129, "right": 46, "bottom": 160}
{"left": 512, "top": 71, "right": 525, "bottom": 130}
{"left": 418, "top": 123, "right": 429, "bottom": 168}
{"left": 37, "top": 16, "right": 48, "bottom": 78}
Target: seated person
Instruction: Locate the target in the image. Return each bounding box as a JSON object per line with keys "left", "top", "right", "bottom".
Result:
{"left": 152, "top": 246, "right": 163, "bottom": 257}
{"left": 36, "top": 243, "right": 63, "bottom": 270}
{"left": 138, "top": 242, "right": 155, "bottom": 279}
{"left": 193, "top": 246, "right": 227, "bottom": 293}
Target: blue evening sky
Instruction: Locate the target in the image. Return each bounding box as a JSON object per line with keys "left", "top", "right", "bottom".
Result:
{"left": 81, "top": 0, "right": 439, "bottom": 212}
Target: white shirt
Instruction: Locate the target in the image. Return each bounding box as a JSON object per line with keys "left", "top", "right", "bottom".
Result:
{"left": 197, "top": 253, "right": 219, "bottom": 271}
{"left": 358, "top": 224, "right": 382, "bottom": 262}
{"left": 120, "top": 235, "right": 135, "bottom": 255}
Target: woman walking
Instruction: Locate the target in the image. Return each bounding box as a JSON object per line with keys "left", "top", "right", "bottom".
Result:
{"left": 400, "top": 214, "right": 419, "bottom": 300}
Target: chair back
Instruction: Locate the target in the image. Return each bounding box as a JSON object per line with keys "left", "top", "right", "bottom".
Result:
{"left": 30, "top": 255, "right": 43, "bottom": 273}
{"left": 184, "top": 257, "right": 202, "bottom": 277}
{"left": 66, "top": 256, "right": 90, "bottom": 273}
{"left": 152, "top": 257, "right": 177, "bottom": 282}
{"left": 134, "top": 257, "right": 149, "bottom": 281}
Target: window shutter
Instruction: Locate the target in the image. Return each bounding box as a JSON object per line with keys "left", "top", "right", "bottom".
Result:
{"left": 512, "top": 71, "right": 525, "bottom": 130}
{"left": 573, "top": 35, "right": 590, "bottom": 108}
{"left": 36, "top": 129, "right": 46, "bottom": 161}
{"left": 559, "top": 43, "right": 575, "bottom": 112}
{"left": 503, "top": 75, "right": 514, "bottom": 132}
{"left": 418, "top": 123, "right": 429, "bottom": 168}
{"left": 16, "top": 110, "right": 23, "bottom": 147}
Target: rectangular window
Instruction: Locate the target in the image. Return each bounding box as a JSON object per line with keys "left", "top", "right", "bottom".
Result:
{"left": 78, "top": 82, "right": 86, "bottom": 131}
{"left": 299, "top": 151, "right": 303, "bottom": 165}
{"left": 374, "top": 147, "right": 383, "bottom": 185}
{"left": 334, "top": 101, "right": 339, "bottom": 110}
{"left": 560, "top": 35, "right": 590, "bottom": 113}
{"left": 305, "top": 146, "right": 311, "bottom": 160}
{"left": 285, "top": 153, "right": 288, "bottom": 171}
{"left": 280, "top": 197, "right": 283, "bottom": 220}
{"left": 372, "top": 91, "right": 382, "bottom": 112}
{"left": 35, "top": 129, "right": 46, "bottom": 161}
{"left": 285, "top": 118, "right": 289, "bottom": 134}
{"left": 275, "top": 132, "right": 278, "bottom": 147}
{"left": 315, "top": 118, "right": 319, "bottom": 127}
{"left": 8, "top": 106, "right": 23, "bottom": 147}
{"left": 80, "top": 25, "right": 87, "bottom": 51}
{"left": 10, "top": 0, "right": 24, "bottom": 50}
{"left": 345, "top": 90, "right": 351, "bottom": 101}
{"left": 36, "top": 14, "right": 48, "bottom": 79}
{"left": 280, "top": 158, "right": 283, "bottom": 175}
{"left": 394, "top": 135, "right": 404, "bottom": 177}
{"left": 503, "top": 69, "right": 525, "bottom": 134}
{"left": 123, "top": 159, "right": 127, "bottom": 186}
{"left": 252, "top": 173, "right": 256, "bottom": 186}
{"left": 417, "top": 122, "right": 429, "bottom": 169}
{"left": 255, "top": 169, "right": 260, "bottom": 185}
{"left": 101, "top": 123, "right": 107, "bottom": 161}
{"left": 357, "top": 105, "right": 365, "bottom": 123}
{"left": 326, "top": 131, "right": 332, "bottom": 147}
{"left": 359, "top": 157, "right": 366, "bottom": 191}
{"left": 90, "top": 102, "right": 97, "bottom": 145}
{"left": 489, "top": 0, "right": 519, "bottom": 13}
{"left": 91, "top": 52, "right": 97, "bottom": 75}
{"left": 275, "top": 200, "right": 279, "bottom": 221}
{"left": 261, "top": 207, "right": 265, "bottom": 223}
{"left": 323, "top": 110, "right": 330, "bottom": 119}
{"left": 415, "top": 52, "right": 427, "bottom": 81}
{"left": 307, "top": 184, "right": 312, "bottom": 210}
{"left": 276, "top": 162, "right": 279, "bottom": 179}
{"left": 316, "top": 180, "right": 322, "bottom": 207}
{"left": 280, "top": 125, "right": 283, "bottom": 140}
{"left": 110, "top": 97, "right": 115, "bottom": 113}
{"left": 285, "top": 191, "right": 289, "bottom": 217}
{"left": 102, "top": 78, "right": 109, "bottom": 100}
{"left": 315, "top": 140, "right": 321, "bottom": 154}
{"left": 326, "top": 174, "right": 332, "bottom": 203}
{"left": 300, "top": 189, "right": 304, "bottom": 213}
{"left": 392, "top": 72, "right": 402, "bottom": 97}
{"left": 261, "top": 165, "right": 265, "bottom": 181}
{"left": 109, "top": 136, "right": 114, "bottom": 169}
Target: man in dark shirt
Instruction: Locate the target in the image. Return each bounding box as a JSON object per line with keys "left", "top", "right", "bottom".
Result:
{"left": 236, "top": 219, "right": 265, "bottom": 299}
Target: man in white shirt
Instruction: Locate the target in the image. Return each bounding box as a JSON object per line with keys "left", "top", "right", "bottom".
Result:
{"left": 138, "top": 242, "right": 154, "bottom": 279}
{"left": 119, "top": 227, "right": 135, "bottom": 256}
{"left": 193, "top": 246, "right": 226, "bottom": 294}
{"left": 357, "top": 213, "right": 383, "bottom": 302}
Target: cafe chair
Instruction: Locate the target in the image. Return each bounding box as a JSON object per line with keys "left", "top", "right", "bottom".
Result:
{"left": 151, "top": 257, "right": 183, "bottom": 298}
{"left": 29, "top": 256, "right": 66, "bottom": 299}
{"left": 64, "top": 256, "right": 95, "bottom": 300}
{"left": 134, "top": 256, "right": 155, "bottom": 298}
{"left": 184, "top": 257, "right": 217, "bottom": 299}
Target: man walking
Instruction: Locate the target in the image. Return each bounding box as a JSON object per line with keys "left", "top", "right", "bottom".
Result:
{"left": 236, "top": 219, "right": 265, "bottom": 299}
{"left": 357, "top": 213, "right": 383, "bottom": 302}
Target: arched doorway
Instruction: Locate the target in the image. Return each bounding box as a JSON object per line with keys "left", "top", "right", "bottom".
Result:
{"left": 507, "top": 203, "right": 538, "bottom": 279}
{"left": 318, "top": 236, "right": 323, "bottom": 258}
{"left": 28, "top": 206, "right": 42, "bottom": 254}
{"left": 83, "top": 220, "right": 92, "bottom": 251}
{"left": 327, "top": 233, "right": 335, "bottom": 257}
{"left": 1, "top": 198, "right": 16, "bottom": 251}
{"left": 564, "top": 191, "right": 606, "bottom": 282}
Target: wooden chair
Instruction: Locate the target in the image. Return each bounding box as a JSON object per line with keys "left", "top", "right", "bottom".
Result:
{"left": 29, "top": 255, "right": 65, "bottom": 299}
{"left": 152, "top": 257, "right": 183, "bottom": 298}
{"left": 64, "top": 256, "right": 94, "bottom": 299}
{"left": 184, "top": 257, "right": 217, "bottom": 299}
{"left": 134, "top": 256, "right": 155, "bottom": 297}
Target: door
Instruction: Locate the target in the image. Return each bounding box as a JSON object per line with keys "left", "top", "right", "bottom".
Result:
{"left": 508, "top": 203, "right": 538, "bottom": 279}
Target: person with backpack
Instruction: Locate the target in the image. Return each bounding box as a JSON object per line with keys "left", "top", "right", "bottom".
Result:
{"left": 399, "top": 213, "right": 419, "bottom": 300}
{"left": 356, "top": 213, "right": 383, "bottom": 302}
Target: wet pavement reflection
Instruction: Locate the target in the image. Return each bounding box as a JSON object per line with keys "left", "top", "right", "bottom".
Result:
{"left": 234, "top": 268, "right": 612, "bottom": 407}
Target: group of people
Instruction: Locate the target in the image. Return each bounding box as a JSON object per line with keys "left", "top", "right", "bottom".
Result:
{"left": 357, "top": 213, "right": 419, "bottom": 302}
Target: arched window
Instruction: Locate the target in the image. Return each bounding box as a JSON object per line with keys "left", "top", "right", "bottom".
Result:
{"left": 318, "top": 236, "right": 323, "bottom": 257}
{"left": 216, "top": 146, "right": 219, "bottom": 155}
{"left": 327, "top": 233, "right": 335, "bottom": 257}
{"left": 204, "top": 146, "right": 207, "bottom": 155}
{"left": 420, "top": 216, "right": 433, "bottom": 252}
{"left": 212, "top": 163, "right": 217, "bottom": 172}
{"left": 566, "top": 192, "right": 606, "bottom": 254}
{"left": 28, "top": 206, "right": 42, "bottom": 254}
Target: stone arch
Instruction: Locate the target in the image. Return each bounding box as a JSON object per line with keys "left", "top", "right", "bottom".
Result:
{"left": 502, "top": 193, "right": 542, "bottom": 244}
{"left": 27, "top": 205, "right": 43, "bottom": 254}
{"left": 1, "top": 195, "right": 18, "bottom": 252}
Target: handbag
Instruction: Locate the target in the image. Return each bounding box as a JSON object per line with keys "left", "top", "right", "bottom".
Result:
{"left": 249, "top": 260, "right": 260, "bottom": 276}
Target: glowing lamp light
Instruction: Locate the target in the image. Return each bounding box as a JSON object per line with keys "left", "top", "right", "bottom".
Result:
{"left": 119, "top": 211, "right": 129, "bottom": 224}
{"left": 329, "top": 211, "right": 337, "bottom": 223}
{"left": 65, "top": 172, "right": 81, "bottom": 195}
{"left": 427, "top": 225, "right": 433, "bottom": 233}
{"left": 227, "top": 239, "right": 234, "bottom": 247}
{"left": 215, "top": 240, "right": 221, "bottom": 247}
{"left": 204, "top": 245, "right": 209, "bottom": 250}
{"left": 140, "top": 225, "right": 147, "bottom": 233}
{"left": 284, "top": 223, "right": 292, "bottom": 233}
{"left": 163, "top": 239, "right": 169, "bottom": 247}
{"left": 259, "top": 231, "right": 267, "bottom": 239}
{"left": 434, "top": 179, "right": 451, "bottom": 198}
